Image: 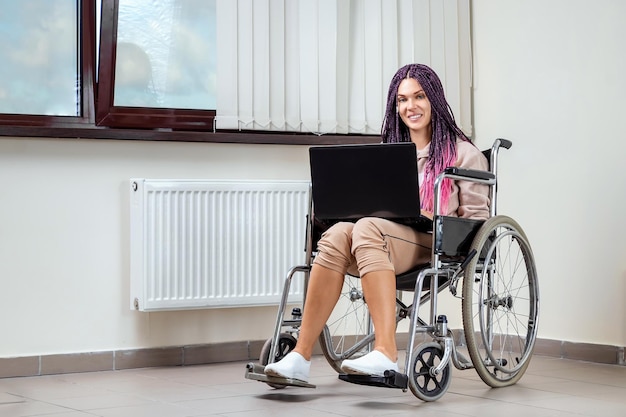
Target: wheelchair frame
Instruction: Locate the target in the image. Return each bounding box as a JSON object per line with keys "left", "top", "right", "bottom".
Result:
{"left": 245, "top": 138, "right": 540, "bottom": 401}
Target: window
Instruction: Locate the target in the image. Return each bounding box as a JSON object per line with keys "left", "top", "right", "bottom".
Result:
{"left": 96, "top": 0, "right": 217, "bottom": 130}
{"left": 0, "top": 0, "right": 471, "bottom": 143}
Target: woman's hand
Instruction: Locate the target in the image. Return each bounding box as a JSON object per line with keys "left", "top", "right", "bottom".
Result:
{"left": 420, "top": 209, "right": 433, "bottom": 220}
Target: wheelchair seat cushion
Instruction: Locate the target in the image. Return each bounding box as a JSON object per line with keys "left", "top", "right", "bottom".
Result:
{"left": 395, "top": 263, "right": 441, "bottom": 291}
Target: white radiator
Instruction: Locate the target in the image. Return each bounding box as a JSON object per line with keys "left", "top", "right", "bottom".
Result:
{"left": 130, "top": 179, "right": 310, "bottom": 311}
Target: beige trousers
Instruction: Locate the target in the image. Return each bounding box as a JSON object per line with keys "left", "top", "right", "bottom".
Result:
{"left": 313, "top": 217, "right": 432, "bottom": 277}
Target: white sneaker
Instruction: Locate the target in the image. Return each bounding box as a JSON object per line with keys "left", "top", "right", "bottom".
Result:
{"left": 264, "top": 352, "right": 310, "bottom": 383}
{"left": 340, "top": 350, "right": 399, "bottom": 376}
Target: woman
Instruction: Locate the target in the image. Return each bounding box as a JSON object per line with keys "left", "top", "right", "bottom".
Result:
{"left": 264, "top": 63, "right": 489, "bottom": 383}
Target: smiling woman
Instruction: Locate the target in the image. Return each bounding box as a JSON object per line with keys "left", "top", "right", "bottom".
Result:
{"left": 396, "top": 78, "right": 433, "bottom": 148}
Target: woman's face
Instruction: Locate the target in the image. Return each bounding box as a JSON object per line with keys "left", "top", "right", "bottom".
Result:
{"left": 397, "top": 77, "right": 432, "bottom": 136}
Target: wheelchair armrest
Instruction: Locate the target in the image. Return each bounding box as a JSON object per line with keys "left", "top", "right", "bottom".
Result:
{"left": 434, "top": 167, "right": 495, "bottom": 220}
{"left": 442, "top": 167, "right": 495, "bottom": 182}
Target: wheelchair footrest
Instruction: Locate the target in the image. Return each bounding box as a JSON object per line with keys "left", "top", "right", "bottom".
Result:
{"left": 338, "top": 370, "right": 408, "bottom": 390}
{"left": 244, "top": 362, "right": 316, "bottom": 388}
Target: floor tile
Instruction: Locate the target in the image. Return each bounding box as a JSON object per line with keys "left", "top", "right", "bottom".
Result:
{"left": 0, "top": 354, "right": 624, "bottom": 417}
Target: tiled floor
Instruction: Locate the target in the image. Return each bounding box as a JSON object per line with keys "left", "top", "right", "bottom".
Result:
{"left": 1, "top": 352, "right": 625, "bottom": 417}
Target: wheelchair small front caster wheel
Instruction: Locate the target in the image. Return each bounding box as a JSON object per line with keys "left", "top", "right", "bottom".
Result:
{"left": 408, "top": 342, "right": 451, "bottom": 401}
{"left": 259, "top": 333, "right": 297, "bottom": 389}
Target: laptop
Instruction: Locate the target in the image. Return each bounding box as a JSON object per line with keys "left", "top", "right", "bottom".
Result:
{"left": 309, "top": 142, "right": 432, "bottom": 232}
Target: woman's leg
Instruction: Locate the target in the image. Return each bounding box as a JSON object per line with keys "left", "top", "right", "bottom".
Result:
{"left": 339, "top": 268, "right": 401, "bottom": 375}
{"left": 359, "top": 269, "right": 398, "bottom": 361}
{"left": 292, "top": 221, "right": 357, "bottom": 359}
{"left": 264, "top": 222, "right": 354, "bottom": 381}
{"left": 352, "top": 217, "right": 432, "bottom": 277}
{"left": 343, "top": 217, "right": 431, "bottom": 372}
{"left": 264, "top": 264, "right": 343, "bottom": 382}
{"left": 292, "top": 264, "right": 344, "bottom": 360}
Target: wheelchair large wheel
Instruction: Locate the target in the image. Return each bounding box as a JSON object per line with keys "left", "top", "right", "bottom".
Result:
{"left": 461, "top": 215, "right": 539, "bottom": 388}
{"left": 408, "top": 342, "right": 452, "bottom": 402}
{"left": 319, "top": 274, "right": 373, "bottom": 372}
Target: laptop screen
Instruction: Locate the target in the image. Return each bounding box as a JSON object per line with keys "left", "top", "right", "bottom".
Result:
{"left": 309, "top": 142, "right": 423, "bottom": 225}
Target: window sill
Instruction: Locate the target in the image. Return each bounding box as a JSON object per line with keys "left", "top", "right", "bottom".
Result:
{"left": 0, "top": 125, "right": 381, "bottom": 145}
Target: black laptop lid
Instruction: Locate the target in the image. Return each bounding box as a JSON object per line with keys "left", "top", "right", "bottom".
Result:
{"left": 309, "top": 142, "right": 421, "bottom": 223}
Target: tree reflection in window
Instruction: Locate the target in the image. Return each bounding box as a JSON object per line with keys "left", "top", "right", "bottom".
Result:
{"left": 113, "top": 0, "right": 216, "bottom": 110}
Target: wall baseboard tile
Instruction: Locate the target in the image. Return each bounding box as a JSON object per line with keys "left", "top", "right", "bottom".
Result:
{"left": 1, "top": 332, "right": 624, "bottom": 379}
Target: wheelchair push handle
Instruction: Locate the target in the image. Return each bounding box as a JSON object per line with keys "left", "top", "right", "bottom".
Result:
{"left": 495, "top": 138, "right": 512, "bottom": 150}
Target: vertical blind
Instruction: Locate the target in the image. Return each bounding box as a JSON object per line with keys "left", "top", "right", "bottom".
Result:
{"left": 215, "top": 0, "right": 471, "bottom": 136}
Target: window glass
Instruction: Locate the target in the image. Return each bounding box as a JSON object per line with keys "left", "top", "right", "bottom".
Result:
{"left": 114, "top": 0, "right": 216, "bottom": 109}
{"left": 0, "top": 0, "right": 79, "bottom": 116}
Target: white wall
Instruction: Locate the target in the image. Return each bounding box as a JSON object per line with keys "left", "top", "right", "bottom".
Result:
{"left": 0, "top": 138, "right": 310, "bottom": 356}
{"left": 1, "top": 0, "right": 625, "bottom": 358}
{"left": 472, "top": 0, "right": 626, "bottom": 346}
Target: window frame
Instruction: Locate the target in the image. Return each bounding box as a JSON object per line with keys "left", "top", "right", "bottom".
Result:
{"left": 0, "top": 0, "right": 376, "bottom": 145}
{"left": 95, "top": 0, "right": 216, "bottom": 131}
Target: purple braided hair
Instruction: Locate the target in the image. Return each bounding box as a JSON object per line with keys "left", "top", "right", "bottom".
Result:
{"left": 381, "top": 63, "right": 471, "bottom": 214}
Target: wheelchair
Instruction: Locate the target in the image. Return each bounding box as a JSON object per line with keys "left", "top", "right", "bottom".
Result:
{"left": 245, "top": 138, "right": 539, "bottom": 402}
